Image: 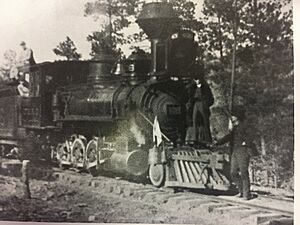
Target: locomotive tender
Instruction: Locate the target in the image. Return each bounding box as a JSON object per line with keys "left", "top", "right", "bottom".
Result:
{"left": 0, "top": 2, "right": 231, "bottom": 190}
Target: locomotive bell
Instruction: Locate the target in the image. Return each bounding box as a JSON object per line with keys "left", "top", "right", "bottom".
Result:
{"left": 137, "top": 2, "right": 179, "bottom": 76}
{"left": 113, "top": 59, "right": 125, "bottom": 76}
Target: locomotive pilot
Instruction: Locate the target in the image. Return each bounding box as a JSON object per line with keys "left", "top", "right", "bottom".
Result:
{"left": 216, "top": 111, "right": 257, "bottom": 200}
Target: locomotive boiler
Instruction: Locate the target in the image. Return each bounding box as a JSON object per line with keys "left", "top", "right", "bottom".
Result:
{"left": 0, "top": 1, "right": 231, "bottom": 190}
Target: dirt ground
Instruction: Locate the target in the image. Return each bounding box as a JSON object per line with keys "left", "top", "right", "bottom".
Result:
{"left": 0, "top": 174, "right": 223, "bottom": 224}
{"left": 0, "top": 159, "right": 292, "bottom": 225}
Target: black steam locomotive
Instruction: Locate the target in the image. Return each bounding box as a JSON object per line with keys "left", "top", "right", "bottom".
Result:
{"left": 0, "top": 2, "right": 231, "bottom": 190}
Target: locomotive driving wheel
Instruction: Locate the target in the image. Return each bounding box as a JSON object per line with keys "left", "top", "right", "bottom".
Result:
{"left": 149, "top": 164, "right": 165, "bottom": 187}
{"left": 71, "top": 137, "right": 86, "bottom": 169}
{"left": 57, "top": 141, "right": 72, "bottom": 169}
{"left": 86, "top": 138, "right": 99, "bottom": 176}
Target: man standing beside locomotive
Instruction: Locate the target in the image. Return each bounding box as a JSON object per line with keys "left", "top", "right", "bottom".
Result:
{"left": 216, "top": 111, "right": 257, "bottom": 200}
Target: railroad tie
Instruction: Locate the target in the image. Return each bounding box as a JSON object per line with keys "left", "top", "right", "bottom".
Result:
{"left": 166, "top": 195, "right": 198, "bottom": 207}
{"left": 223, "top": 208, "right": 263, "bottom": 220}
{"left": 171, "top": 198, "right": 215, "bottom": 210}
{"left": 251, "top": 213, "right": 287, "bottom": 225}
{"left": 268, "top": 218, "right": 294, "bottom": 225}
{"left": 113, "top": 185, "right": 124, "bottom": 195}
{"left": 185, "top": 199, "right": 218, "bottom": 210}
{"left": 143, "top": 191, "right": 169, "bottom": 202}
{"left": 122, "top": 186, "right": 136, "bottom": 197}
{"left": 154, "top": 193, "right": 183, "bottom": 204}
{"left": 195, "top": 202, "right": 232, "bottom": 213}
{"left": 132, "top": 188, "right": 159, "bottom": 199}
{"left": 213, "top": 205, "right": 248, "bottom": 214}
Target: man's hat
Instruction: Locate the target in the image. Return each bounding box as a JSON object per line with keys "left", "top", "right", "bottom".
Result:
{"left": 20, "top": 41, "right": 26, "bottom": 46}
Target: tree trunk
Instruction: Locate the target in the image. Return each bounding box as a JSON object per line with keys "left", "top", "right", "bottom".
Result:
{"left": 217, "top": 15, "right": 224, "bottom": 62}
{"left": 273, "top": 147, "right": 278, "bottom": 189}
{"left": 261, "top": 136, "right": 266, "bottom": 156}
{"left": 0, "top": 145, "right": 4, "bottom": 173}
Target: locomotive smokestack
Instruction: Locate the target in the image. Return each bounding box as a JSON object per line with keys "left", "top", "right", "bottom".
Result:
{"left": 137, "top": 1, "right": 179, "bottom": 76}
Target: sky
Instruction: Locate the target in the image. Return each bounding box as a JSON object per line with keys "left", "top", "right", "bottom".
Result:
{"left": 0, "top": 0, "right": 104, "bottom": 62}
{"left": 0, "top": 0, "right": 204, "bottom": 63}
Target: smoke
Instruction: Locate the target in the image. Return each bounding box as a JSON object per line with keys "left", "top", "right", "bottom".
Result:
{"left": 130, "top": 119, "right": 146, "bottom": 146}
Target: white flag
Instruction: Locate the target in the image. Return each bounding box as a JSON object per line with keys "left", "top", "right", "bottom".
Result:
{"left": 228, "top": 118, "right": 233, "bottom": 131}
{"left": 153, "top": 116, "right": 162, "bottom": 146}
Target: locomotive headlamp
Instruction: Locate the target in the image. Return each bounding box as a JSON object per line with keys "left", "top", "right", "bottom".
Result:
{"left": 128, "top": 63, "right": 135, "bottom": 72}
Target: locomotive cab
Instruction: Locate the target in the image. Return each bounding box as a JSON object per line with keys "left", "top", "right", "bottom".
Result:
{"left": 22, "top": 61, "right": 89, "bottom": 129}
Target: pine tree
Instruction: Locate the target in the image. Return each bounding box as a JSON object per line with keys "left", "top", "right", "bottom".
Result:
{"left": 84, "top": 0, "right": 202, "bottom": 51}
{"left": 53, "top": 36, "right": 81, "bottom": 60}
{"left": 201, "top": 0, "right": 293, "bottom": 188}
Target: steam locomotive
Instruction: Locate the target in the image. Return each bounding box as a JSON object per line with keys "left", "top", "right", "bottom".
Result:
{"left": 0, "top": 2, "right": 231, "bottom": 190}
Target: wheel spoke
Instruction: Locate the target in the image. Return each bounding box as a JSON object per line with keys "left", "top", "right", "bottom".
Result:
{"left": 71, "top": 138, "right": 86, "bottom": 168}
{"left": 86, "top": 139, "right": 98, "bottom": 167}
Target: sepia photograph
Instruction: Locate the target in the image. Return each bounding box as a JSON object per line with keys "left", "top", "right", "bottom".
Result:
{"left": 0, "top": 0, "right": 294, "bottom": 224}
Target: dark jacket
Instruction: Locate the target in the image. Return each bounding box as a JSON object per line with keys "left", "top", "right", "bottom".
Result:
{"left": 185, "top": 79, "right": 214, "bottom": 118}
{"left": 217, "top": 122, "right": 258, "bottom": 156}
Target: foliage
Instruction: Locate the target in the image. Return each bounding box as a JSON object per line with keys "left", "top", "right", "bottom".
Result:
{"left": 84, "top": 0, "right": 202, "bottom": 52}
{"left": 200, "top": 0, "right": 293, "bottom": 187}
{"left": 84, "top": 0, "right": 138, "bottom": 49}
{"left": 0, "top": 50, "right": 17, "bottom": 81}
{"left": 86, "top": 31, "right": 122, "bottom": 59}
{"left": 53, "top": 36, "right": 81, "bottom": 60}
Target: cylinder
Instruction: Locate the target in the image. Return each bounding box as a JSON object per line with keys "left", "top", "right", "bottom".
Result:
{"left": 109, "top": 150, "right": 148, "bottom": 176}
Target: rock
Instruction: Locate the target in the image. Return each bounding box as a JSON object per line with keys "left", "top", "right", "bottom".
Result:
{"left": 88, "top": 215, "right": 96, "bottom": 222}
{"left": 70, "top": 211, "right": 82, "bottom": 218}
{"left": 76, "top": 203, "right": 87, "bottom": 208}
{"left": 66, "top": 190, "right": 76, "bottom": 196}
{"left": 47, "top": 191, "right": 55, "bottom": 199}
{"left": 60, "top": 210, "right": 72, "bottom": 219}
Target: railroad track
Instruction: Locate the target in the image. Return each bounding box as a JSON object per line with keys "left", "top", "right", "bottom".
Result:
{"left": 255, "top": 194, "right": 294, "bottom": 203}
{"left": 36, "top": 167, "right": 294, "bottom": 225}
{"left": 1, "top": 161, "right": 294, "bottom": 225}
